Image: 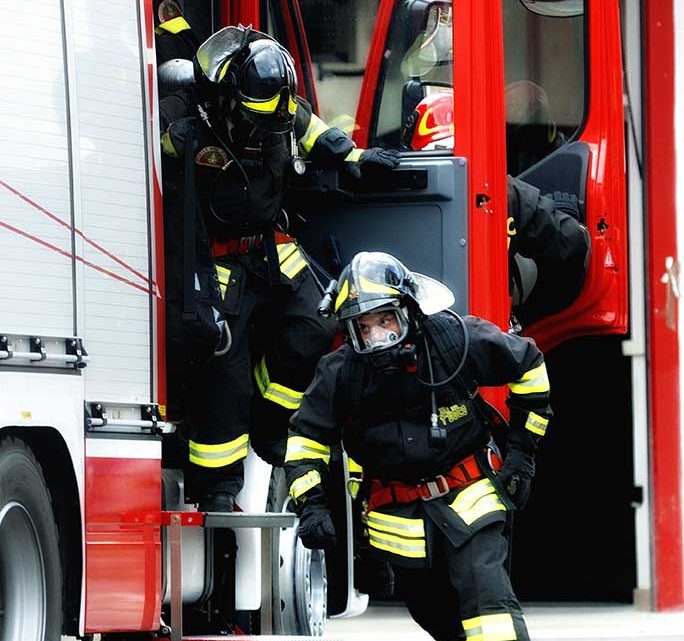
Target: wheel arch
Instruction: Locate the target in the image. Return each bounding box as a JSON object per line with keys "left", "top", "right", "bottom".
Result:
{"left": 0, "top": 425, "right": 83, "bottom": 637}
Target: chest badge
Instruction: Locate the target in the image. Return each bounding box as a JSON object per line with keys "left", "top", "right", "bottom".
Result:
{"left": 195, "top": 146, "right": 229, "bottom": 168}
{"left": 438, "top": 403, "right": 468, "bottom": 426}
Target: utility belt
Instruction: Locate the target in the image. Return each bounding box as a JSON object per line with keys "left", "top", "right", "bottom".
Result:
{"left": 212, "top": 230, "right": 295, "bottom": 257}
{"left": 367, "top": 449, "right": 503, "bottom": 512}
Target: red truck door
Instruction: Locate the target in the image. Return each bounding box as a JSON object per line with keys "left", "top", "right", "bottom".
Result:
{"left": 268, "top": 0, "right": 635, "bottom": 604}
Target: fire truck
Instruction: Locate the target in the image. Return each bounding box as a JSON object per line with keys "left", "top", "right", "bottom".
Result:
{"left": 0, "top": 1, "right": 682, "bottom": 640}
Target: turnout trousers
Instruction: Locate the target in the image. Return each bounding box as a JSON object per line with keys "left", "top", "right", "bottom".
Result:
{"left": 185, "top": 249, "right": 337, "bottom": 499}
{"left": 394, "top": 521, "right": 529, "bottom": 641}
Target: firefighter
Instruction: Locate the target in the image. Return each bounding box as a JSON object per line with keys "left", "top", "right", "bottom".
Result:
{"left": 161, "top": 26, "right": 399, "bottom": 512}
{"left": 154, "top": 0, "right": 199, "bottom": 64}
{"left": 402, "top": 91, "right": 590, "bottom": 329}
{"left": 284, "top": 251, "right": 552, "bottom": 641}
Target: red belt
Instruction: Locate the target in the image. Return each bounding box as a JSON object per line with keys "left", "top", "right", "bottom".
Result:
{"left": 212, "top": 231, "right": 295, "bottom": 257}
{"left": 367, "top": 450, "right": 502, "bottom": 511}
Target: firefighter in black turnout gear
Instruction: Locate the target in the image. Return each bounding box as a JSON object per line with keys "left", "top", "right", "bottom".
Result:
{"left": 160, "top": 26, "right": 399, "bottom": 512}
{"left": 284, "top": 252, "right": 552, "bottom": 641}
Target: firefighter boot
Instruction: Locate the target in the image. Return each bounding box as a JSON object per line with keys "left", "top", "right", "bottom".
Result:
{"left": 198, "top": 492, "right": 235, "bottom": 513}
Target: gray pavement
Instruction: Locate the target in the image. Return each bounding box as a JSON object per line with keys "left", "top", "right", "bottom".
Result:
{"left": 325, "top": 603, "right": 684, "bottom": 640}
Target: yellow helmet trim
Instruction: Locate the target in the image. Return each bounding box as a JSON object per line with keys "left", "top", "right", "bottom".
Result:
{"left": 359, "top": 275, "right": 400, "bottom": 296}
{"left": 288, "top": 96, "right": 298, "bottom": 114}
{"left": 334, "top": 280, "right": 349, "bottom": 312}
{"left": 241, "top": 93, "right": 281, "bottom": 114}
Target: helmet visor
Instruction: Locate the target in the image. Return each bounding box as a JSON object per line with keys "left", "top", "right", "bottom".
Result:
{"left": 346, "top": 306, "right": 409, "bottom": 354}
{"left": 196, "top": 26, "right": 272, "bottom": 82}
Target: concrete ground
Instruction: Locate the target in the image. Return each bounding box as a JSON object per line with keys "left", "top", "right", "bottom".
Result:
{"left": 325, "top": 603, "right": 684, "bottom": 641}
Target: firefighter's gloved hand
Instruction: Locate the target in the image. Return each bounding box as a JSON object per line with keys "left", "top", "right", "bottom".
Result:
{"left": 346, "top": 148, "right": 400, "bottom": 179}
{"left": 297, "top": 504, "right": 336, "bottom": 549}
{"left": 547, "top": 191, "right": 581, "bottom": 221}
{"left": 498, "top": 447, "right": 535, "bottom": 509}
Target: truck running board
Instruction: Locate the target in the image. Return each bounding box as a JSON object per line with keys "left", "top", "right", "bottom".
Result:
{"left": 162, "top": 511, "right": 302, "bottom": 640}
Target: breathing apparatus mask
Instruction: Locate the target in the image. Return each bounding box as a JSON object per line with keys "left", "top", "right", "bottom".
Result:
{"left": 319, "top": 251, "right": 454, "bottom": 375}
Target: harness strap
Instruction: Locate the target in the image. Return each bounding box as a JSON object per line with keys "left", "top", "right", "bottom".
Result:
{"left": 367, "top": 450, "right": 502, "bottom": 512}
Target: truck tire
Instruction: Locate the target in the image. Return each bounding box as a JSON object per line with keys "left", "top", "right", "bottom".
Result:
{"left": 267, "top": 466, "right": 327, "bottom": 637}
{"left": 0, "top": 436, "right": 63, "bottom": 641}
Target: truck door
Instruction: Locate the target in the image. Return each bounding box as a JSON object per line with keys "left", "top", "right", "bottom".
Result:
{"left": 270, "top": 0, "right": 635, "bottom": 604}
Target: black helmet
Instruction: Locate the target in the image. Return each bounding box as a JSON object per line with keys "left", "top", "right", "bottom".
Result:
{"left": 195, "top": 25, "right": 297, "bottom": 134}
{"left": 334, "top": 252, "right": 455, "bottom": 355}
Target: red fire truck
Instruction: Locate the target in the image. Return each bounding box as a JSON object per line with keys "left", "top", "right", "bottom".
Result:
{"left": 0, "top": 1, "right": 681, "bottom": 640}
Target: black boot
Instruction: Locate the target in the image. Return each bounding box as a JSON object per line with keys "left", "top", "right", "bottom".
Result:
{"left": 198, "top": 492, "right": 235, "bottom": 513}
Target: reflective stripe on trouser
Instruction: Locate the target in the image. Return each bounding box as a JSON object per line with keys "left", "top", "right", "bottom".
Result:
{"left": 462, "top": 612, "right": 517, "bottom": 641}
{"left": 254, "top": 355, "right": 304, "bottom": 410}
{"left": 449, "top": 478, "right": 507, "bottom": 525}
{"left": 189, "top": 433, "right": 249, "bottom": 468}
{"left": 367, "top": 511, "right": 426, "bottom": 559}
{"left": 393, "top": 521, "right": 530, "bottom": 641}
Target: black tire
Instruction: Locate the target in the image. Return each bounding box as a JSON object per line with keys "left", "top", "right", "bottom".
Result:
{"left": 0, "top": 436, "right": 63, "bottom": 641}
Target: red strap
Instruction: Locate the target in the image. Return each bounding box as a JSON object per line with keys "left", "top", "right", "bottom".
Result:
{"left": 368, "top": 451, "right": 500, "bottom": 512}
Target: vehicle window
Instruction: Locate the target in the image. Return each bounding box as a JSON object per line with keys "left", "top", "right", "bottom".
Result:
{"left": 503, "top": 0, "right": 586, "bottom": 175}
{"left": 370, "top": 0, "right": 586, "bottom": 168}
{"left": 372, "top": 2, "right": 453, "bottom": 150}
{"left": 297, "top": 0, "right": 380, "bottom": 127}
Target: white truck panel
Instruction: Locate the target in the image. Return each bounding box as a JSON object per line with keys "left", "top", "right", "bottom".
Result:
{"left": 0, "top": 1, "right": 74, "bottom": 337}
{"left": 69, "top": 0, "right": 154, "bottom": 403}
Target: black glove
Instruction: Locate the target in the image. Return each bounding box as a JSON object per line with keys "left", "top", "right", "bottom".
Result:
{"left": 497, "top": 447, "right": 535, "bottom": 509}
{"left": 546, "top": 190, "right": 581, "bottom": 221}
{"left": 346, "top": 147, "right": 400, "bottom": 179}
{"left": 297, "top": 504, "right": 336, "bottom": 549}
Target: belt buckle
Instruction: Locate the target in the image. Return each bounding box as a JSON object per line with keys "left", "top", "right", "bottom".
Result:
{"left": 420, "top": 475, "right": 450, "bottom": 501}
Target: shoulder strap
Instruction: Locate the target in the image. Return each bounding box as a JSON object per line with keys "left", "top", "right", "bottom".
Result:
{"left": 340, "top": 351, "right": 366, "bottom": 422}
{"left": 421, "top": 312, "right": 477, "bottom": 398}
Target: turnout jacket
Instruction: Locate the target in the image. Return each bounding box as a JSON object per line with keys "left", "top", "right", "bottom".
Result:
{"left": 284, "top": 313, "right": 552, "bottom": 566}
{"left": 160, "top": 97, "right": 360, "bottom": 240}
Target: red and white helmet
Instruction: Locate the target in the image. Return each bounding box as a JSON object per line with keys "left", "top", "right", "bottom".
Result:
{"left": 401, "top": 91, "right": 454, "bottom": 151}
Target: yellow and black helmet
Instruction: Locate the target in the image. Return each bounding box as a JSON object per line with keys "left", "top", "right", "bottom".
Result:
{"left": 335, "top": 252, "right": 455, "bottom": 321}
{"left": 195, "top": 25, "right": 297, "bottom": 134}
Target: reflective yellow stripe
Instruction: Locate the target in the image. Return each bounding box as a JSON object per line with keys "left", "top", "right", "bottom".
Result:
{"left": 299, "top": 114, "right": 330, "bottom": 155}
{"left": 288, "top": 95, "right": 298, "bottom": 115}
{"left": 525, "top": 411, "right": 548, "bottom": 436}
{"left": 289, "top": 470, "right": 322, "bottom": 500}
{"left": 254, "top": 356, "right": 304, "bottom": 410}
{"left": 218, "top": 59, "right": 231, "bottom": 82}
{"left": 334, "top": 279, "right": 349, "bottom": 312}
{"left": 508, "top": 362, "right": 550, "bottom": 395}
{"left": 366, "top": 511, "right": 425, "bottom": 538}
{"left": 276, "top": 242, "right": 298, "bottom": 262}
{"left": 157, "top": 16, "right": 191, "bottom": 34}
{"left": 450, "top": 478, "right": 507, "bottom": 525}
{"left": 280, "top": 248, "right": 307, "bottom": 279}
{"left": 329, "top": 113, "right": 357, "bottom": 135}
{"left": 348, "top": 457, "right": 363, "bottom": 474}
{"left": 345, "top": 147, "right": 363, "bottom": 162}
{"left": 241, "top": 93, "right": 281, "bottom": 114}
{"left": 189, "top": 434, "right": 249, "bottom": 468}
{"left": 462, "top": 612, "right": 517, "bottom": 641}
{"left": 368, "top": 529, "right": 426, "bottom": 558}
{"left": 358, "top": 275, "right": 400, "bottom": 296}
{"left": 216, "top": 265, "right": 231, "bottom": 299}
{"left": 285, "top": 436, "right": 331, "bottom": 464}
{"left": 161, "top": 131, "right": 178, "bottom": 157}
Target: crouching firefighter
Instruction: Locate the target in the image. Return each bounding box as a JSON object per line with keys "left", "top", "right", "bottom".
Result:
{"left": 160, "top": 26, "right": 399, "bottom": 512}
{"left": 284, "top": 252, "right": 552, "bottom": 641}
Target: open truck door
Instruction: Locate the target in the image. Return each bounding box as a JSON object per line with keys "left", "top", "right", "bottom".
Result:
{"left": 272, "top": 0, "right": 635, "bottom": 604}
